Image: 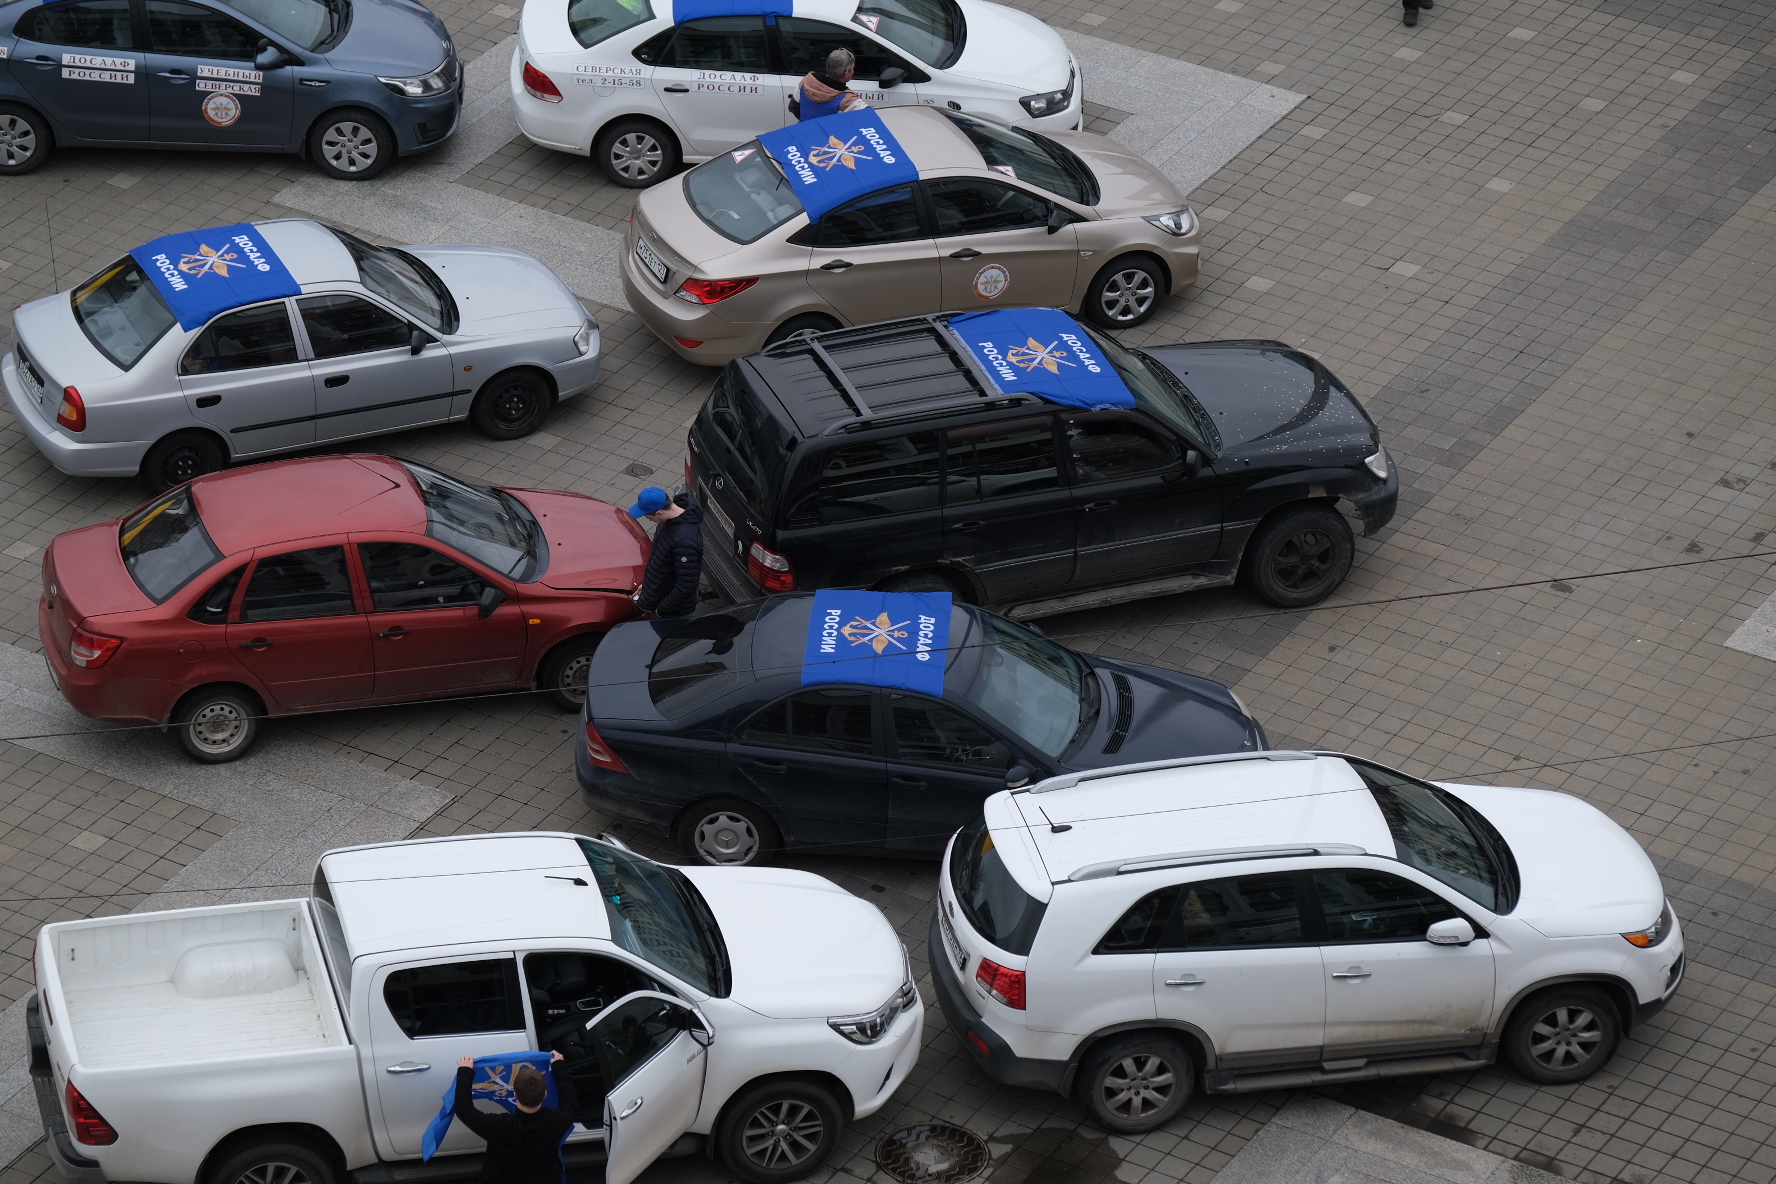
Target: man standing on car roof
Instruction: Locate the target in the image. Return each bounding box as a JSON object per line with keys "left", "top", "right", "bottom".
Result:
{"left": 793, "top": 48, "right": 870, "bottom": 120}
{"left": 630, "top": 486, "right": 704, "bottom": 620}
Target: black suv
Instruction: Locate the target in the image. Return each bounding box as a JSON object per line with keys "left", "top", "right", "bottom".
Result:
{"left": 688, "top": 313, "right": 1397, "bottom": 616}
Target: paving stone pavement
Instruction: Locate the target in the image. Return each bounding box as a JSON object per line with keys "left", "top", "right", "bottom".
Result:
{"left": 5, "top": 0, "right": 1776, "bottom": 1183}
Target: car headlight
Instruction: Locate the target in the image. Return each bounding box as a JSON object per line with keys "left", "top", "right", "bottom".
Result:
{"left": 1622, "top": 901, "right": 1675, "bottom": 948}
{"left": 380, "top": 55, "right": 459, "bottom": 98}
{"left": 1364, "top": 446, "right": 1389, "bottom": 480}
{"left": 1019, "top": 68, "right": 1075, "bottom": 118}
{"left": 1143, "top": 209, "right": 1200, "bottom": 237}
{"left": 573, "top": 320, "right": 596, "bottom": 356}
{"left": 828, "top": 978, "right": 918, "bottom": 1045}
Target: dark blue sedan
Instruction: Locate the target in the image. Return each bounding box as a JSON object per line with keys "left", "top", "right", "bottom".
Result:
{"left": 576, "top": 592, "right": 1268, "bottom": 866}
{"left": 0, "top": 0, "right": 460, "bottom": 178}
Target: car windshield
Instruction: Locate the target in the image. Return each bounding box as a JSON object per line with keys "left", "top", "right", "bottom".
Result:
{"left": 567, "top": 0, "right": 653, "bottom": 47}
{"left": 648, "top": 605, "right": 764, "bottom": 719}
{"left": 950, "top": 814, "right": 1046, "bottom": 954}
{"left": 685, "top": 144, "right": 804, "bottom": 244}
{"left": 230, "top": 0, "right": 338, "bottom": 50}
{"left": 961, "top": 615, "right": 1087, "bottom": 758}
{"left": 579, "top": 838, "right": 730, "bottom": 995}
{"left": 402, "top": 462, "right": 541, "bottom": 581}
{"left": 70, "top": 257, "right": 178, "bottom": 371}
{"left": 328, "top": 226, "right": 454, "bottom": 332}
{"left": 118, "top": 487, "right": 223, "bottom": 603}
{"left": 858, "top": 0, "right": 964, "bottom": 68}
{"left": 1349, "top": 758, "right": 1521, "bottom": 913}
{"left": 943, "top": 112, "right": 1089, "bottom": 204}
{"left": 1081, "top": 325, "right": 1218, "bottom": 449}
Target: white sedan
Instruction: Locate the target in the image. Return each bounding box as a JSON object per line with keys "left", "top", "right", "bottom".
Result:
{"left": 513, "top": 0, "right": 1081, "bottom": 186}
{"left": 3, "top": 219, "right": 600, "bottom": 492}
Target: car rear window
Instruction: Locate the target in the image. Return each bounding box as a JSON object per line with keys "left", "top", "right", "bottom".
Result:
{"left": 941, "top": 112, "right": 1092, "bottom": 205}
{"left": 71, "top": 257, "right": 178, "bottom": 371}
{"left": 1348, "top": 758, "right": 1520, "bottom": 913}
{"left": 647, "top": 605, "right": 764, "bottom": 718}
{"left": 119, "top": 487, "right": 223, "bottom": 603}
{"left": 685, "top": 144, "right": 804, "bottom": 244}
{"left": 950, "top": 814, "right": 1046, "bottom": 954}
{"left": 569, "top": 0, "right": 653, "bottom": 47}
{"left": 702, "top": 367, "right": 789, "bottom": 512}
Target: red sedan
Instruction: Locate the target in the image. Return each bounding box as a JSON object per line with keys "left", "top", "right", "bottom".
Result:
{"left": 40, "top": 455, "right": 649, "bottom": 762}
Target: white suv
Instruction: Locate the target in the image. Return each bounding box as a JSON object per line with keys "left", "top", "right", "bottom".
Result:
{"left": 929, "top": 751, "right": 1684, "bottom": 1133}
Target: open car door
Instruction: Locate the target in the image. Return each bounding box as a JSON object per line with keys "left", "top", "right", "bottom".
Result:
{"left": 587, "top": 991, "right": 712, "bottom": 1184}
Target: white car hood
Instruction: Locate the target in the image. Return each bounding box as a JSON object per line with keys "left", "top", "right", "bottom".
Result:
{"left": 1439, "top": 782, "right": 1665, "bottom": 938}
{"left": 948, "top": 0, "right": 1071, "bottom": 92}
{"left": 682, "top": 865, "right": 904, "bottom": 1019}
{"left": 405, "top": 244, "right": 586, "bottom": 337}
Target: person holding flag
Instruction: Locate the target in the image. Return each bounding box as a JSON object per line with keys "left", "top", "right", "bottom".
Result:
{"left": 435, "top": 1051, "right": 578, "bottom": 1184}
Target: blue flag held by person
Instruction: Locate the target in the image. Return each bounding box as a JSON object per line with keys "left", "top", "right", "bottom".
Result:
{"left": 758, "top": 109, "right": 920, "bottom": 222}
{"left": 421, "top": 1051, "right": 559, "bottom": 1161}
{"left": 128, "top": 223, "right": 301, "bottom": 331}
{"left": 947, "top": 308, "right": 1137, "bottom": 411}
{"left": 802, "top": 590, "right": 951, "bottom": 696}
{"left": 671, "top": 0, "right": 789, "bottom": 19}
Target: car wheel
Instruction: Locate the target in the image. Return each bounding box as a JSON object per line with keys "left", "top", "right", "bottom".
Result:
{"left": 173, "top": 687, "right": 261, "bottom": 764}
{"left": 1082, "top": 255, "right": 1164, "bottom": 328}
{"left": 678, "top": 798, "right": 778, "bottom": 867}
{"left": 208, "top": 1141, "right": 336, "bottom": 1184}
{"left": 1240, "top": 504, "right": 1354, "bottom": 607}
{"left": 140, "top": 431, "right": 226, "bottom": 493}
{"left": 1503, "top": 986, "right": 1622, "bottom": 1084}
{"left": 308, "top": 108, "right": 395, "bottom": 180}
{"left": 1075, "top": 1033, "right": 1193, "bottom": 1134}
{"left": 716, "top": 1080, "right": 843, "bottom": 1184}
{"left": 594, "top": 118, "right": 680, "bottom": 188}
{"left": 764, "top": 314, "right": 840, "bottom": 348}
{"left": 538, "top": 635, "right": 603, "bottom": 712}
{"left": 876, "top": 570, "right": 966, "bottom": 599}
{"left": 0, "top": 104, "right": 51, "bottom": 175}
{"left": 469, "top": 368, "right": 553, "bottom": 440}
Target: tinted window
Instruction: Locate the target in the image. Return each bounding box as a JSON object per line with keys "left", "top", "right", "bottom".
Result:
{"left": 945, "top": 419, "right": 1059, "bottom": 503}
{"left": 298, "top": 294, "right": 410, "bottom": 359}
{"left": 181, "top": 303, "right": 298, "bottom": 375}
{"left": 229, "top": 0, "right": 333, "bottom": 50}
{"left": 1350, "top": 759, "right": 1513, "bottom": 911}
{"left": 403, "top": 462, "right": 539, "bottom": 581}
{"left": 811, "top": 186, "right": 923, "bottom": 247}
{"left": 1315, "top": 869, "right": 1459, "bottom": 944}
{"left": 119, "top": 487, "right": 223, "bottom": 603}
{"left": 241, "top": 546, "right": 355, "bottom": 622}
{"left": 926, "top": 178, "right": 1050, "bottom": 236}
{"left": 659, "top": 15, "right": 767, "bottom": 70}
{"left": 359, "top": 543, "right": 482, "bottom": 611}
{"left": 146, "top": 0, "right": 259, "bottom": 59}
{"left": 1096, "top": 885, "right": 1180, "bottom": 954}
{"left": 739, "top": 687, "right": 874, "bottom": 755}
{"left": 71, "top": 258, "right": 177, "bottom": 371}
{"left": 858, "top": 0, "right": 962, "bottom": 68}
{"left": 1172, "top": 874, "right": 1304, "bottom": 949}
{"left": 960, "top": 614, "right": 1084, "bottom": 759}
{"left": 778, "top": 16, "right": 901, "bottom": 79}
{"left": 702, "top": 368, "right": 788, "bottom": 509}
{"left": 187, "top": 565, "right": 245, "bottom": 624}
{"left": 383, "top": 959, "right": 524, "bottom": 1038}
{"left": 950, "top": 813, "right": 1045, "bottom": 955}
{"left": 580, "top": 839, "right": 729, "bottom": 995}
{"left": 1068, "top": 418, "right": 1181, "bottom": 483}
{"left": 889, "top": 694, "right": 1009, "bottom": 773}
{"left": 568, "top": 0, "right": 653, "bottom": 49}
{"left": 18, "top": 0, "right": 133, "bottom": 48}
{"left": 791, "top": 432, "right": 941, "bottom": 525}
{"left": 592, "top": 996, "right": 687, "bottom": 1086}
{"left": 647, "top": 605, "right": 762, "bottom": 718}
{"left": 686, "top": 143, "right": 803, "bottom": 245}
{"left": 942, "top": 112, "right": 1089, "bottom": 204}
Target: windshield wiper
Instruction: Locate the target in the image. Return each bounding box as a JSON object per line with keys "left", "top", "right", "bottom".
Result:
{"left": 1133, "top": 348, "right": 1221, "bottom": 453}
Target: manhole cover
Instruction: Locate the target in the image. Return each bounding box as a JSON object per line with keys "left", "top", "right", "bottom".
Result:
{"left": 624, "top": 462, "right": 655, "bottom": 478}
{"left": 876, "top": 1123, "right": 989, "bottom": 1184}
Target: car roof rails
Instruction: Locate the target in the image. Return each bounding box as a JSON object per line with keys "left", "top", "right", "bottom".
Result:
{"left": 1068, "top": 842, "right": 1369, "bottom": 882}
{"left": 1020, "top": 750, "right": 1319, "bottom": 795}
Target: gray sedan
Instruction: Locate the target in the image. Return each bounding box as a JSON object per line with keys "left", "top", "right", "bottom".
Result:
{"left": 3, "top": 218, "right": 600, "bottom": 490}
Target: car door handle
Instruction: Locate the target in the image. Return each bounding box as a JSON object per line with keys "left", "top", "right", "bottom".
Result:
{"left": 26, "top": 56, "right": 54, "bottom": 67}
{"left": 385, "top": 1062, "right": 431, "bottom": 1074}
{"left": 950, "top": 520, "right": 983, "bottom": 532}
{"left": 1331, "top": 969, "right": 1372, "bottom": 980}
{"left": 378, "top": 626, "right": 408, "bottom": 639}
{"left": 238, "top": 637, "right": 273, "bottom": 651}
{"left": 751, "top": 759, "right": 788, "bottom": 774}
{"left": 324, "top": 374, "right": 350, "bottom": 388}
{"left": 891, "top": 775, "right": 926, "bottom": 788}
{"left": 617, "top": 1096, "right": 644, "bottom": 1119}
{"left": 195, "top": 395, "right": 221, "bottom": 408}
{"left": 157, "top": 70, "right": 192, "bottom": 81}
{"left": 819, "top": 260, "right": 854, "bottom": 271}
{"left": 948, "top": 248, "right": 983, "bottom": 260}
{"left": 1163, "top": 975, "right": 1205, "bottom": 987}
{"left": 663, "top": 83, "right": 688, "bottom": 92}
{"left": 1082, "top": 500, "right": 1118, "bottom": 512}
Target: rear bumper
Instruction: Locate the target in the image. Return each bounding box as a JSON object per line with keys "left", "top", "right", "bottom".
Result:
{"left": 700, "top": 532, "right": 760, "bottom": 604}
{"left": 4, "top": 355, "right": 149, "bottom": 478}
{"left": 926, "top": 910, "right": 1070, "bottom": 1094}
{"left": 28, "top": 995, "right": 104, "bottom": 1184}
{"left": 572, "top": 733, "right": 680, "bottom": 835}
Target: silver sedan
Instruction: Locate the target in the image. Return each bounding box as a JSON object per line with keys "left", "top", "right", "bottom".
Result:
{"left": 3, "top": 218, "right": 600, "bottom": 490}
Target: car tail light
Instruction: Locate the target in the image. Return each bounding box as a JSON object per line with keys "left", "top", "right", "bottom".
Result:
{"left": 66, "top": 1082, "right": 117, "bottom": 1145}
{"left": 56, "top": 387, "right": 85, "bottom": 433}
{"left": 70, "top": 626, "right": 122, "bottom": 669}
{"left": 974, "top": 958, "right": 1025, "bottom": 1009}
{"left": 584, "top": 718, "right": 631, "bottom": 774}
{"left": 673, "top": 337, "right": 704, "bottom": 349}
{"left": 673, "top": 277, "right": 759, "bottom": 305}
{"left": 747, "top": 542, "right": 794, "bottom": 592}
{"left": 522, "top": 61, "right": 562, "bottom": 103}
{"left": 684, "top": 453, "right": 693, "bottom": 488}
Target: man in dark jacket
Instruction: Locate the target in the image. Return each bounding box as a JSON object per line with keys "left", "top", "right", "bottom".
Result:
{"left": 452, "top": 1052, "right": 577, "bottom": 1184}
{"left": 629, "top": 486, "right": 704, "bottom": 619}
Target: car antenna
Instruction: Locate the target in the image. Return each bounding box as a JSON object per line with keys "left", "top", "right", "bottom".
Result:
{"left": 544, "top": 875, "right": 589, "bottom": 886}
{"left": 1037, "top": 807, "right": 1071, "bottom": 834}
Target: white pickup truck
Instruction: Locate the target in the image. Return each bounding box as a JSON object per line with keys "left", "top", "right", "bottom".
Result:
{"left": 26, "top": 832, "right": 923, "bottom": 1184}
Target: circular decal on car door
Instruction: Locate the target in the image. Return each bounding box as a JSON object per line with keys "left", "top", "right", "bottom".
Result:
{"left": 973, "top": 264, "right": 1010, "bottom": 300}
{"left": 202, "top": 92, "right": 242, "bottom": 127}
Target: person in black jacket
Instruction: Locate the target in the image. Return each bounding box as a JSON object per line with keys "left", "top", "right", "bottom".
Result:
{"left": 628, "top": 486, "right": 704, "bottom": 620}
{"left": 452, "top": 1053, "right": 577, "bottom": 1184}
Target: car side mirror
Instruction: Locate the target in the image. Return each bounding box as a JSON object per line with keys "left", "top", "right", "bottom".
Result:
{"left": 688, "top": 1023, "right": 714, "bottom": 1047}
{"left": 1023, "top": 622, "right": 1047, "bottom": 638}
{"left": 1426, "top": 917, "right": 1475, "bottom": 946}
{"left": 878, "top": 66, "right": 905, "bottom": 89}
{"left": 477, "top": 584, "right": 507, "bottom": 620}
{"left": 1184, "top": 449, "right": 1202, "bottom": 480}
{"left": 253, "top": 43, "right": 286, "bottom": 70}
{"left": 1005, "top": 762, "right": 1033, "bottom": 789}
{"left": 1046, "top": 206, "right": 1071, "bottom": 235}
{"left": 409, "top": 327, "right": 432, "bottom": 355}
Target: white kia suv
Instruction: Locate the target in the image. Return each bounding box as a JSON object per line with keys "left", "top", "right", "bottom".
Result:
{"left": 929, "top": 751, "right": 1684, "bottom": 1133}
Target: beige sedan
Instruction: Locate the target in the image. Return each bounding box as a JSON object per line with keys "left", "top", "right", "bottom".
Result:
{"left": 622, "top": 105, "right": 1201, "bottom": 365}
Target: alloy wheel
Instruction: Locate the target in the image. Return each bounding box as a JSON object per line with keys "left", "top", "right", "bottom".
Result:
{"left": 740, "top": 1100, "right": 824, "bottom": 1169}
{"left": 1528, "top": 1005, "right": 1604, "bottom": 1071}
{"left": 232, "top": 1163, "right": 311, "bottom": 1184}
{"left": 491, "top": 380, "right": 540, "bottom": 429}
{"left": 189, "top": 701, "right": 250, "bottom": 756}
{"left": 1269, "top": 527, "right": 1339, "bottom": 592}
{"left": 321, "top": 122, "right": 379, "bottom": 173}
{"left": 1097, "top": 269, "right": 1156, "bottom": 323}
{"left": 693, "top": 811, "right": 759, "bottom": 864}
{"left": 555, "top": 652, "right": 594, "bottom": 707}
{"left": 609, "top": 132, "right": 664, "bottom": 183}
{"left": 0, "top": 115, "right": 36, "bottom": 167}
{"left": 1100, "top": 1053, "right": 1176, "bottom": 1121}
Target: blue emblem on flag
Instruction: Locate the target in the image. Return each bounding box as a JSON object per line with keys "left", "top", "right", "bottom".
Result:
{"left": 421, "top": 1051, "right": 560, "bottom": 1161}
{"left": 671, "top": 0, "right": 789, "bottom": 20}
{"left": 757, "top": 109, "right": 920, "bottom": 223}
{"left": 128, "top": 223, "right": 301, "bottom": 332}
{"left": 947, "top": 308, "right": 1137, "bottom": 411}
{"left": 802, "top": 590, "right": 951, "bottom": 696}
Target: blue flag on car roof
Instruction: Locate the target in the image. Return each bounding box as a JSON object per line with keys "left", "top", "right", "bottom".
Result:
{"left": 422, "top": 1051, "right": 561, "bottom": 1162}
{"left": 802, "top": 590, "right": 951, "bottom": 696}
{"left": 127, "top": 223, "right": 301, "bottom": 332}
{"left": 947, "top": 308, "right": 1137, "bottom": 411}
{"left": 757, "top": 109, "right": 919, "bottom": 223}
{"left": 672, "top": 0, "right": 790, "bottom": 19}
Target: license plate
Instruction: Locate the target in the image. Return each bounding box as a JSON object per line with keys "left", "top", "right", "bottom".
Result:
{"left": 939, "top": 906, "right": 968, "bottom": 975}
{"left": 634, "top": 236, "right": 668, "bottom": 284}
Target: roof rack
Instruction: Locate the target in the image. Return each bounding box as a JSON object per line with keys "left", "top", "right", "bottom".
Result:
{"left": 1068, "top": 843, "right": 1368, "bottom": 882}
{"left": 1021, "top": 750, "right": 1318, "bottom": 795}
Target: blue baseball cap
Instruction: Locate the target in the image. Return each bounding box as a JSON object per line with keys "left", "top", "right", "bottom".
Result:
{"left": 628, "top": 486, "right": 672, "bottom": 518}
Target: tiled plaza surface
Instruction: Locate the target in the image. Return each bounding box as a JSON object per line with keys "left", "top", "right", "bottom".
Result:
{"left": 5, "top": 0, "right": 1776, "bottom": 1183}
